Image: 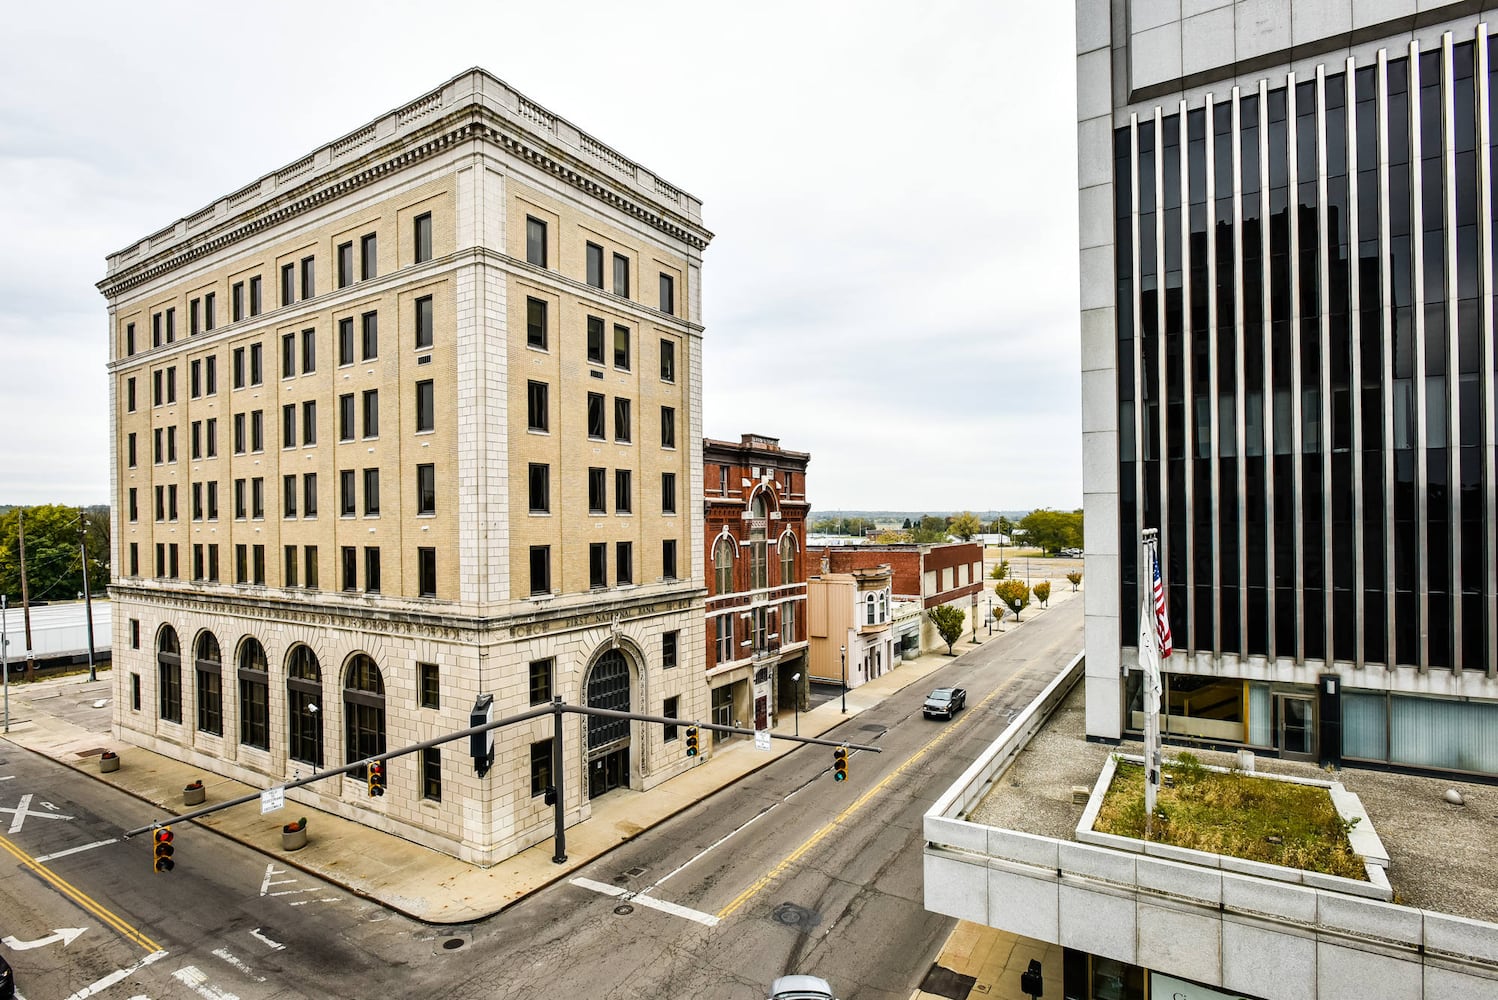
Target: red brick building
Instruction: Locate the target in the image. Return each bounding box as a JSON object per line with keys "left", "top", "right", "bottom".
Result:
{"left": 702, "top": 434, "right": 811, "bottom": 744}
{"left": 810, "top": 542, "right": 985, "bottom": 655}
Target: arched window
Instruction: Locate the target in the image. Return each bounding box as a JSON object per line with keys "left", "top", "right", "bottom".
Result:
{"left": 157, "top": 625, "right": 181, "bottom": 723}
{"left": 779, "top": 532, "right": 798, "bottom": 585}
{"left": 586, "top": 650, "right": 631, "bottom": 750}
{"left": 713, "top": 536, "right": 736, "bottom": 595}
{"left": 238, "top": 637, "right": 269, "bottom": 750}
{"left": 749, "top": 495, "right": 768, "bottom": 590}
{"left": 194, "top": 631, "right": 222, "bottom": 736}
{"left": 287, "top": 645, "right": 323, "bottom": 767}
{"left": 344, "top": 654, "right": 386, "bottom": 776}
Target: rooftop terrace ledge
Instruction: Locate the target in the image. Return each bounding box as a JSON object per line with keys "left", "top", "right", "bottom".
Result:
{"left": 922, "top": 659, "right": 1498, "bottom": 999}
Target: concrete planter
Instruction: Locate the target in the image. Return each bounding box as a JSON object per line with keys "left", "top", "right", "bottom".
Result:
{"left": 282, "top": 819, "right": 308, "bottom": 851}
{"left": 99, "top": 751, "right": 120, "bottom": 773}
{"left": 183, "top": 783, "right": 206, "bottom": 806}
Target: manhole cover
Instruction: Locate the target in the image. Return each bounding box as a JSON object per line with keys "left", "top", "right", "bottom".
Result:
{"left": 441, "top": 938, "right": 464, "bottom": 951}
{"left": 614, "top": 904, "right": 634, "bottom": 916}
{"left": 918, "top": 964, "right": 977, "bottom": 1000}
{"left": 770, "top": 903, "right": 821, "bottom": 930}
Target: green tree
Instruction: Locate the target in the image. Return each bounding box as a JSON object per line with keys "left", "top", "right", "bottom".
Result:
{"left": 1033, "top": 580, "right": 1052, "bottom": 608}
{"left": 910, "top": 515, "right": 949, "bottom": 544}
{"left": 949, "top": 511, "right": 981, "bottom": 541}
{"left": 1017, "top": 508, "right": 1083, "bottom": 555}
{"left": 0, "top": 505, "right": 109, "bottom": 606}
{"left": 995, "top": 579, "right": 1031, "bottom": 622}
{"left": 926, "top": 604, "right": 967, "bottom": 655}
{"left": 1066, "top": 570, "right": 1083, "bottom": 592}
{"left": 874, "top": 529, "right": 911, "bottom": 543}
{"left": 902, "top": 517, "right": 913, "bottom": 529}
{"left": 989, "top": 560, "right": 1010, "bottom": 581}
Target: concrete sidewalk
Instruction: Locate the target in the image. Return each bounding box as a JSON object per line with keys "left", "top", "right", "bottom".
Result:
{"left": 0, "top": 583, "right": 1079, "bottom": 927}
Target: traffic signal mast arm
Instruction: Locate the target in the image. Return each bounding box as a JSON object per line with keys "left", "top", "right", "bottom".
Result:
{"left": 122, "top": 699, "right": 880, "bottom": 840}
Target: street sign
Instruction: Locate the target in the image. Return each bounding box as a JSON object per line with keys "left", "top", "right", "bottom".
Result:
{"left": 260, "top": 787, "right": 284, "bottom": 814}
{"left": 754, "top": 730, "right": 772, "bottom": 751}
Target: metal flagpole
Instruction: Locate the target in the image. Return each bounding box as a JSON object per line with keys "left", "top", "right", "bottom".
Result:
{"left": 2, "top": 595, "right": 9, "bottom": 733}
{"left": 1140, "top": 529, "right": 1163, "bottom": 839}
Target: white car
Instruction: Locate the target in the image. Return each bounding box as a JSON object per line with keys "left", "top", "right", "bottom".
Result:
{"left": 770, "top": 974, "right": 834, "bottom": 1000}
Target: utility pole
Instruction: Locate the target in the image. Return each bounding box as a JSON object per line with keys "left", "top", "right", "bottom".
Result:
{"left": 79, "top": 508, "right": 97, "bottom": 682}
{"left": 3, "top": 595, "right": 10, "bottom": 733}
{"left": 18, "top": 509, "right": 36, "bottom": 682}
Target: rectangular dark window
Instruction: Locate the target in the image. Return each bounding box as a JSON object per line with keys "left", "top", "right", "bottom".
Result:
{"left": 414, "top": 212, "right": 433, "bottom": 263}
{"left": 526, "top": 297, "right": 547, "bottom": 349}
{"left": 205, "top": 355, "right": 217, "bottom": 394}
{"left": 128, "top": 432, "right": 137, "bottom": 467}
{"left": 304, "top": 545, "right": 318, "bottom": 589}
{"left": 250, "top": 343, "right": 263, "bottom": 385}
{"left": 152, "top": 312, "right": 161, "bottom": 348}
{"left": 166, "top": 366, "right": 177, "bottom": 403}
{"left": 586, "top": 243, "right": 604, "bottom": 287}
{"left": 417, "top": 463, "right": 436, "bottom": 514}
{"left": 361, "top": 311, "right": 378, "bottom": 360}
{"left": 252, "top": 544, "right": 264, "bottom": 585}
{"left": 282, "top": 333, "right": 296, "bottom": 378}
{"left": 338, "top": 317, "right": 354, "bottom": 365}
{"left": 526, "top": 216, "right": 547, "bottom": 267}
{"left": 342, "top": 546, "right": 357, "bottom": 590}
{"left": 660, "top": 339, "right": 676, "bottom": 382}
{"left": 250, "top": 409, "right": 263, "bottom": 451}
{"left": 360, "top": 233, "right": 377, "bottom": 280}
{"left": 337, "top": 241, "right": 354, "bottom": 288}
{"left": 588, "top": 467, "right": 607, "bottom": 514}
{"left": 364, "top": 546, "right": 380, "bottom": 592}
{"left": 587, "top": 316, "right": 605, "bottom": 363}
{"left": 340, "top": 469, "right": 356, "bottom": 516}
{"left": 153, "top": 370, "right": 162, "bottom": 406}
{"left": 589, "top": 542, "right": 607, "bottom": 588}
{"left": 232, "top": 283, "right": 244, "bottom": 322}
{"left": 234, "top": 478, "right": 246, "bottom": 518}
{"left": 281, "top": 262, "right": 295, "bottom": 306}
{"left": 235, "top": 543, "right": 247, "bottom": 583}
{"left": 616, "top": 541, "right": 633, "bottom": 585}
{"left": 615, "top": 469, "right": 632, "bottom": 514}
{"left": 249, "top": 275, "right": 262, "bottom": 316}
{"left": 207, "top": 543, "right": 219, "bottom": 581}
{"left": 661, "top": 406, "right": 676, "bottom": 448}
{"left": 415, "top": 379, "right": 434, "bottom": 432}
{"left": 528, "top": 463, "right": 550, "bottom": 513}
{"left": 129, "top": 487, "right": 138, "bottom": 521}
{"left": 207, "top": 480, "right": 218, "bottom": 519}
{"left": 613, "top": 324, "right": 630, "bottom": 369}
{"left": 612, "top": 253, "right": 629, "bottom": 297}
{"left": 415, "top": 295, "right": 433, "bottom": 349}
{"left": 530, "top": 739, "right": 553, "bottom": 795}
{"left": 659, "top": 273, "right": 674, "bottom": 315}
{"left": 300, "top": 256, "right": 315, "bottom": 299}
{"left": 205, "top": 417, "right": 217, "bottom": 457}
{"left": 301, "top": 327, "right": 316, "bottom": 373}
{"left": 302, "top": 400, "right": 316, "bottom": 445}
{"left": 190, "top": 359, "right": 202, "bottom": 398}
{"left": 284, "top": 474, "right": 297, "bottom": 517}
{"left": 529, "top": 658, "right": 553, "bottom": 705}
{"left": 165, "top": 307, "right": 175, "bottom": 343}
{"left": 529, "top": 545, "right": 550, "bottom": 595}
{"left": 362, "top": 389, "right": 379, "bottom": 437}
{"left": 662, "top": 539, "right": 678, "bottom": 580}
{"left": 614, "top": 397, "right": 631, "bottom": 443}
{"left": 587, "top": 392, "right": 605, "bottom": 438}
{"left": 419, "top": 663, "right": 440, "bottom": 709}
{"left": 282, "top": 404, "right": 296, "bottom": 448}
{"left": 421, "top": 747, "right": 441, "bottom": 801}
{"left": 284, "top": 545, "right": 298, "bottom": 587}
{"left": 339, "top": 393, "right": 355, "bottom": 441}
{"left": 527, "top": 380, "right": 548, "bottom": 432}
{"left": 129, "top": 542, "right": 138, "bottom": 576}
{"left": 662, "top": 472, "right": 677, "bottom": 514}
{"left": 192, "top": 544, "right": 203, "bottom": 580}
{"left": 303, "top": 473, "right": 318, "bottom": 517}
{"left": 190, "top": 298, "right": 201, "bottom": 336}
{"left": 418, "top": 547, "right": 437, "bottom": 598}
{"left": 663, "top": 695, "right": 679, "bottom": 741}
{"left": 126, "top": 321, "right": 136, "bottom": 356}
{"left": 251, "top": 477, "right": 264, "bottom": 519}
{"left": 127, "top": 378, "right": 136, "bottom": 412}
{"left": 204, "top": 292, "right": 216, "bottom": 331}
{"left": 663, "top": 631, "right": 678, "bottom": 669}
{"left": 363, "top": 468, "right": 380, "bottom": 515}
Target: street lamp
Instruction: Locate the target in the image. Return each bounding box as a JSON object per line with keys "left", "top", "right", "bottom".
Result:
{"left": 987, "top": 597, "right": 994, "bottom": 635}
{"left": 78, "top": 508, "right": 97, "bottom": 683}
{"left": 840, "top": 644, "right": 847, "bottom": 715}
{"left": 790, "top": 672, "right": 801, "bottom": 737}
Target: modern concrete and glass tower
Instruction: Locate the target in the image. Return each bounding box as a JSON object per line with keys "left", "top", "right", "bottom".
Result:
{"left": 1081, "top": 2, "right": 1498, "bottom": 775}
{"left": 99, "top": 69, "right": 712, "bottom": 863}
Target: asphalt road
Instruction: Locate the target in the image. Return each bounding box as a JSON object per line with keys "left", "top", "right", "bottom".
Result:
{"left": 0, "top": 598, "right": 1082, "bottom": 999}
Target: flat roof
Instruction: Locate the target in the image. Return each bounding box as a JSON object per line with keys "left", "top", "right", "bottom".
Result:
{"left": 968, "top": 681, "right": 1498, "bottom": 923}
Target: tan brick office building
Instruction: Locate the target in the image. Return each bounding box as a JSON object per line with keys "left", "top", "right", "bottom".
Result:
{"left": 98, "top": 69, "right": 713, "bottom": 864}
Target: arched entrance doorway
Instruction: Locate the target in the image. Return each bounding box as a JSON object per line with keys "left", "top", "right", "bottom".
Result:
{"left": 585, "top": 649, "right": 632, "bottom": 799}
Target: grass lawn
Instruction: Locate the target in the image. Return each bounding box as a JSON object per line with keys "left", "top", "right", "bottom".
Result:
{"left": 1095, "top": 756, "right": 1367, "bottom": 880}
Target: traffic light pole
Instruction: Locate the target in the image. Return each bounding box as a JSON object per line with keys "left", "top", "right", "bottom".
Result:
{"left": 551, "top": 697, "right": 567, "bottom": 864}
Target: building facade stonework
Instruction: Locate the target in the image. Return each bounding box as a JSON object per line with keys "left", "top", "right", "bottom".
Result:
{"left": 101, "top": 69, "right": 713, "bottom": 864}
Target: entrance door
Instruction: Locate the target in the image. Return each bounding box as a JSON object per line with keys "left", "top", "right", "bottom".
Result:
{"left": 711, "top": 685, "right": 733, "bottom": 745}
{"left": 589, "top": 748, "right": 629, "bottom": 798}
{"left": 586, "top": 650, "right": 631, "bottom": 798}
{"left": 1277, "top": 694, "right": 1316, "bottom": 760}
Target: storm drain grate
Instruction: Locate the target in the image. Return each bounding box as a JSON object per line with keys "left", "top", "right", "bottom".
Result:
{"left": 623, "top": 866, "right": 646, "bottom": 878}
{"left": 918, "top": 964, "right": 977, "bottom": 1000}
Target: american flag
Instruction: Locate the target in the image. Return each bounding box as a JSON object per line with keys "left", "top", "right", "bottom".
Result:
{"left": 1151, "top": 546, "right": 1173, "bottom": 658}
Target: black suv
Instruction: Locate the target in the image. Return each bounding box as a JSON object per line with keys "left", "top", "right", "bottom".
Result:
{"left": 923, "top": 687, "right": 967, "bottom": 719}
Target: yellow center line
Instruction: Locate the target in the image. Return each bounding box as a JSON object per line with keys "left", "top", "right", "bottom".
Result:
{"left": 716, "top": 669, "right": 1029, "bottom": 921}
{"left": 0, "top": 833, "right": 162, "bottom": 954}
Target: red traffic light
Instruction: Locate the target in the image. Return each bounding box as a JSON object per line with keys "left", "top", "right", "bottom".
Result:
{"left": 152, "top": 826, "right": 175, "bottom": 873}
{"left": 154, "top": 828, "right": 174, "bottom": 845}
{"left": 368, "top": 761, "right": 386, "bottom": 797}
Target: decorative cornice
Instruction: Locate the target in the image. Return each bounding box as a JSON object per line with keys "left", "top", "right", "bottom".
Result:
{"left": 98, "top": 107, "right": 713, "bottom": 301}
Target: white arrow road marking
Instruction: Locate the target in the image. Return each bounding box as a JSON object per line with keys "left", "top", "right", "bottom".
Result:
{"left": 212, "top": 948, "right": 266, "bottom": 982}
{"left": 172, "top": 964, "right": 240, "bottom": 1000}
{"left": 2, "top": 793, "right": 74, "bottom": 833}
{"left": 41, "top": 801, "right": 60, "bottom": 811}
{"left": 0, "top": 775, "right": 13, "bottom": 781}
{"left": 259, "top": 861, "right": 322, "bottom": 899}
{"left": 570, "top": 876, "right": 720, "bottom": 927}
{"left": 1, "top": 927, "right": 87, "bottom": 950}
{"left": 34, "top": 838, "right": 118, "bottom": 864}
{"left": 249, "top": 928, "right": 284, "bottom": 951}
{"left": 62, "top": 949, "right": 168, "bottom": 1000}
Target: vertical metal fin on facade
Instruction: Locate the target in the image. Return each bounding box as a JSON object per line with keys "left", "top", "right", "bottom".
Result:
{"left": 1194, "top": 99, "right": 1208, "bottom": 660}
{"left": 1260, "top": 79, "right": 1278, "bottom": 661}
{"left": 1410, "top": 39, "right": 1431, "bottom": 673}
{"left": 1206, "top": 95, "right": 1223, "bottom": 661}
{"left": 1233, "top": 86, "right": 1250, "bottom": 663}
{"left": 1287, "top": 72, "right": 1306, "bottom": 665}
{"left": 1156, "top": 107, "right": 1170, "bottom": 605}
{"left": 1480, "top": 26, "right": 1498, "bottom": 680}
{"left": 1132, "top": 113, "right": 1147, "bottom": 638}
{"left": 1348, "top": 56, "right": 1366, "bottom": 668}
{"left": 1378, "top": 48, "right": 1399, "bottom": 671}
{"left": 1443, "top": 33, "right": 1464, "bottom": 671}
{"left": 1316, "top": 66, "right": 1335, "bottom": 665}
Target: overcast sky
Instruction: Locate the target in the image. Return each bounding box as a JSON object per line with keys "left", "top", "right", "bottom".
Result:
{"left": 0, "top": 1, "right": 1081, "bottom": 514}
